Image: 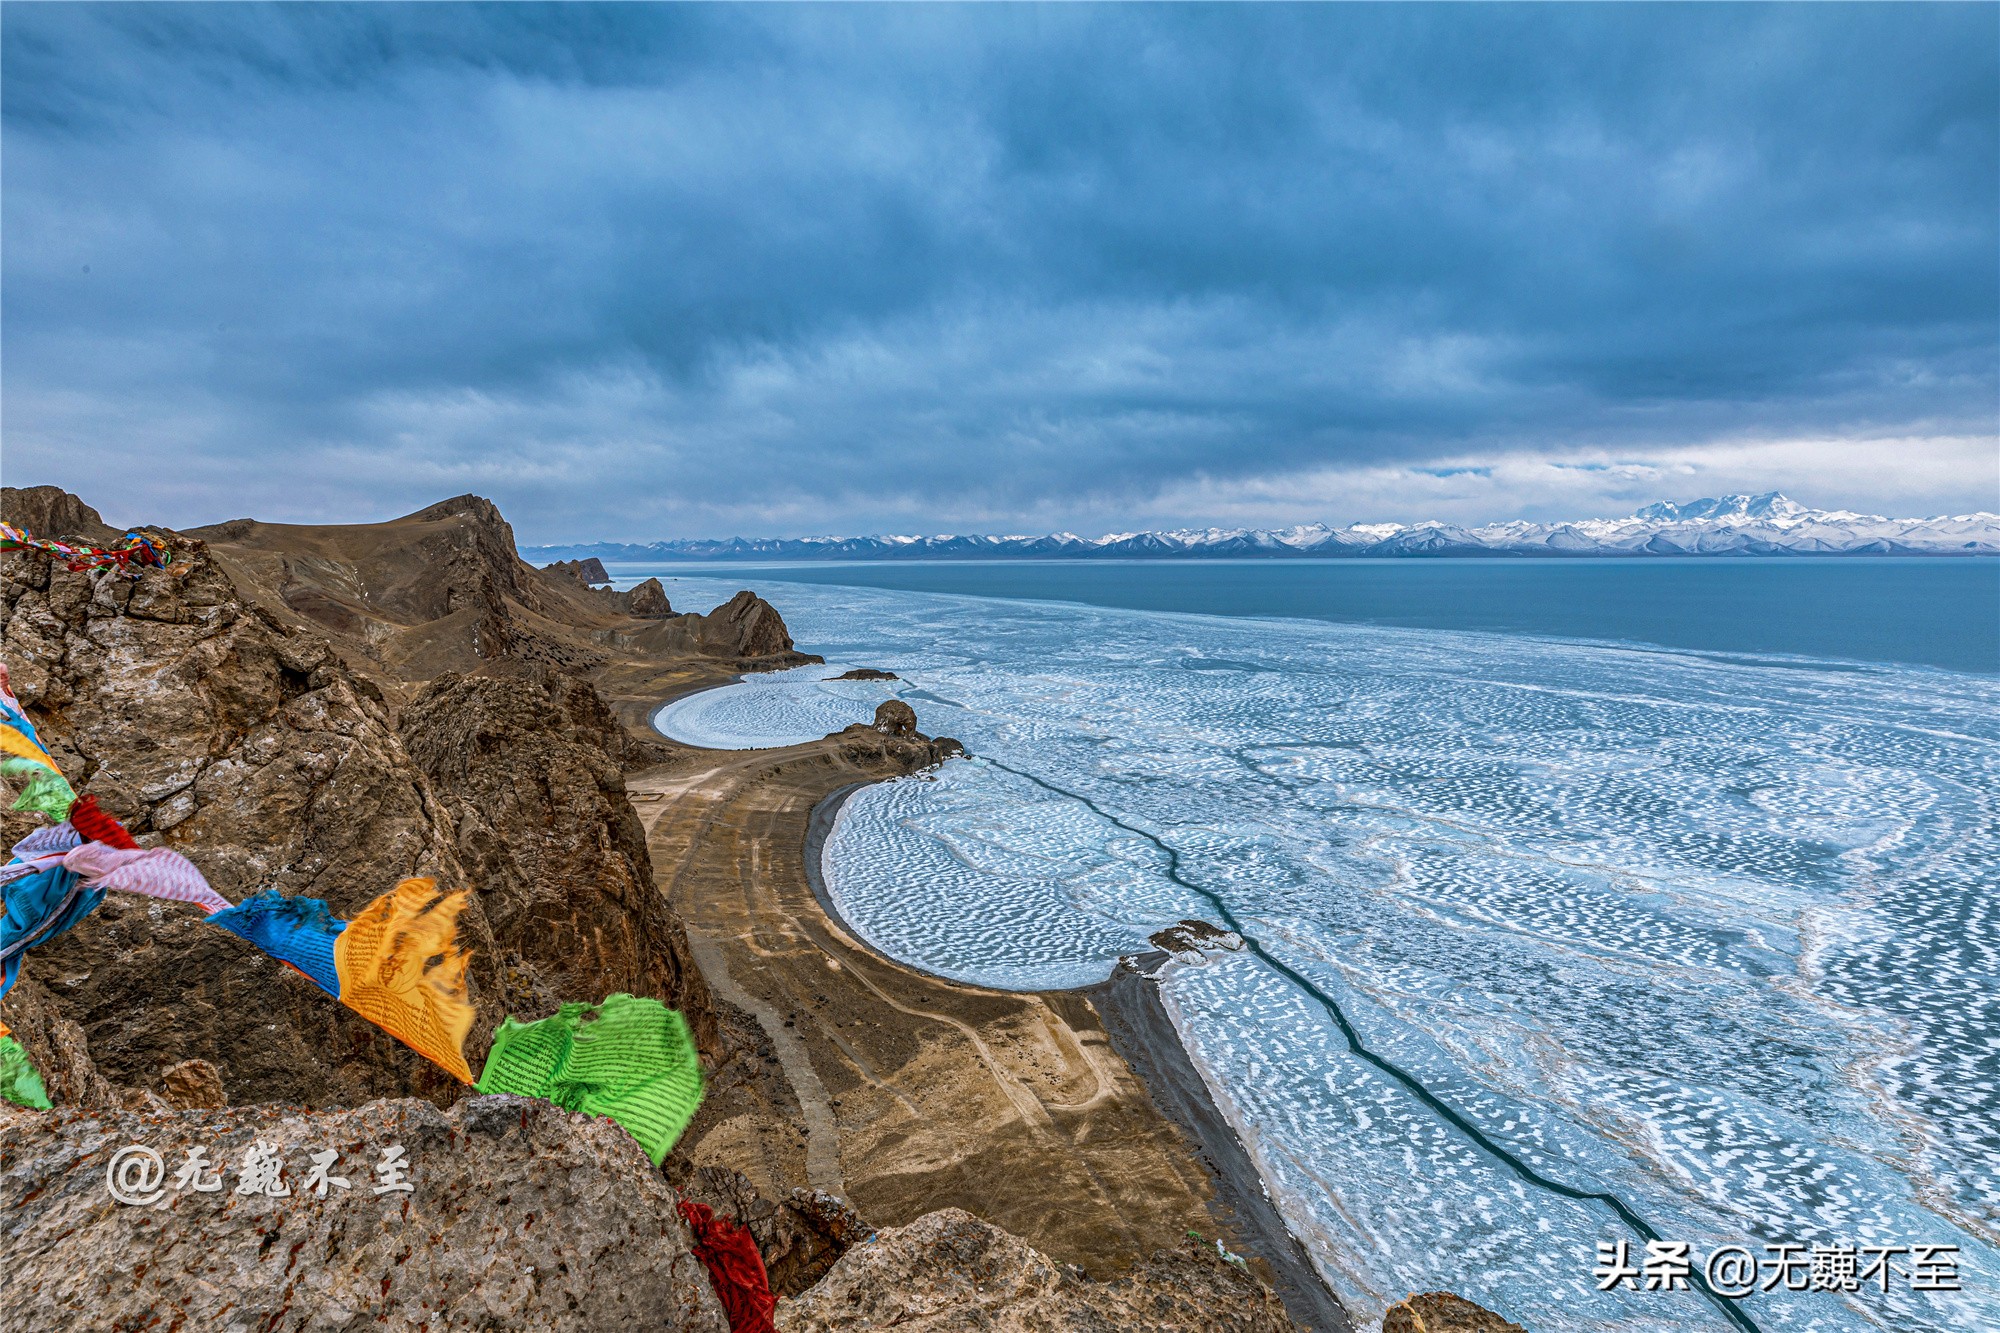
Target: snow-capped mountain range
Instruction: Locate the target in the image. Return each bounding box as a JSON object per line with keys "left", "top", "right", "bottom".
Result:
{"left": 526, "top": 493, "right": 1999, "bottom": 563}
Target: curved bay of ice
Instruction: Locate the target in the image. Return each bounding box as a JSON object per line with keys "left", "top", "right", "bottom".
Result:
{"left": 649, "top": 575, "right": 2000, "bottom": 1333}
{"left": 654, "top": 662, "right": 896, "bottom": 749}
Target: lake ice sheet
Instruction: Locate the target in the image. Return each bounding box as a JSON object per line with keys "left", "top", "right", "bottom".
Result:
{"left": 654, "top": 662, "right": 898, "bottom": 749}
{"left": 649, "top": 575, "right": 2000, "bottom": 1333}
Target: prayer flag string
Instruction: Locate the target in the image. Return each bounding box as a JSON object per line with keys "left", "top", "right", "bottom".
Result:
{"left": 0, "top": 522, "right": 172, "bottom": 579}
{"left": 208, "top": 878, "right": 478, "bottom": 1084}
{"left": 1, "top": 665, "right": 76, "bottom": 821}
{"left": 0, "top": 656, "right": 702, "bottom": 1148}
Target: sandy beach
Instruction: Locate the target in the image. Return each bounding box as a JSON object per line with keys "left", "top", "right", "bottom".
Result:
{"left": 627, "top": 709, "right": 1351, "bottom": 1333}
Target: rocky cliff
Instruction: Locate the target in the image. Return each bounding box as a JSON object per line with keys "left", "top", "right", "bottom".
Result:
{"left": 0, "top": 519, "right": 491, "bottom": 1108}
{"left": 399, "top": 667, "right": 716, "bottom": 1055}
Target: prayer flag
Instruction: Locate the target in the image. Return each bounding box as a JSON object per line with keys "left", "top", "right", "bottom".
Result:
{"left": 476, "top": 993, "right": 704, "bottom": 1164}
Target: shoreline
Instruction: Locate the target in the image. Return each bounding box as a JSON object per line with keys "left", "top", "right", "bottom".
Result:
{"left": 634, "top": 726, "right": 1247, "bottom": 1280}
{"left": 802, "top": 779, "right": 1352, "bottom": 1333}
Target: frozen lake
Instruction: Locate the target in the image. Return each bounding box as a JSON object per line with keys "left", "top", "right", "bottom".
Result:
{"left": 650, "top": 571, "right": 1999, "bottom": 1333}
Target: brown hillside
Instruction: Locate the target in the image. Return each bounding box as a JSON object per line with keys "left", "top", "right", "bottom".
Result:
{"left": 0, "top": 484, "right": 814, "bottom": 1104}
{"left": 187, "top": 494, "right": 819, "bottom": 711}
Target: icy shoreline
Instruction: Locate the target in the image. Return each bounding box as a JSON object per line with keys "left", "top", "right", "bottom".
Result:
{"left": 658, "top": 676, "right": 1357, "bottom": 1329}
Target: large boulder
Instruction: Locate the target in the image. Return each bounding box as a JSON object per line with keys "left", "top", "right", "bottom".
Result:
{"left": 870, "top": 699, "right": 918, "bottom": 739}
{"left": 673, "top": 1163, "right": 872, "bottom": 1299}
{"left": 397, "top": 667, "right": 716, "bottom": 1054}
{"left": 0, "top": 1095, "right": 729, "bottom": 1332}
{"left": 777, "top": 1208, "right": 1299, "bottom": 1332}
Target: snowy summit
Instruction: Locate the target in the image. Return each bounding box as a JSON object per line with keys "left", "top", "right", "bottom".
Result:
{"left": 529, "top": 494, "right": 2000, "bottom": 563}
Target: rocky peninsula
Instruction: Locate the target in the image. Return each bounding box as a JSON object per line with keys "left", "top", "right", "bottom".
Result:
{"left": 0, "top": 485, "right": 1517, "bottom": 1331}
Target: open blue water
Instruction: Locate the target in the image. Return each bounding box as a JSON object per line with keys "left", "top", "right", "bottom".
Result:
{"left": 641, "top": 564, "right": 1999, "bottom": 1333}
{"left": 609, "top": 557, "right": 1999, "bottom": 675}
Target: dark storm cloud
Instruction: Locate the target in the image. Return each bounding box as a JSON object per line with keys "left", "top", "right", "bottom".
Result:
{"left": 3, "top": 3, "right": 1994, "bottom": 539}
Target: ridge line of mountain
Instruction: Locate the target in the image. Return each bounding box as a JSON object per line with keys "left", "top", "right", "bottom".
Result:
{"left": 526, "top": 492, "right": 2000, "bottom": 563}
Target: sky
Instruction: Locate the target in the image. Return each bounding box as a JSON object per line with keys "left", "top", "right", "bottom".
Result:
{"left": 2, "top": 3, "right": 1995, "bottom": 544}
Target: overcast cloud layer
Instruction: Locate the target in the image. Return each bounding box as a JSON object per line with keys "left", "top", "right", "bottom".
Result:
{"left": 3, "top": 3, "right": 1994, "bottom": 542}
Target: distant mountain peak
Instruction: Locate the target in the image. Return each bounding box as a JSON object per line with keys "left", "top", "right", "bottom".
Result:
{"left": 525, "top": 495, "right": 1997, "bottom": 563}
{"left": 1633, "top": 492, "right": 1808, "bottom": 523}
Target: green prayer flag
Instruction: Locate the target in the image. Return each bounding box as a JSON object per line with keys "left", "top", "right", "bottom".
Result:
{"left": 475, "top": 993, "right": 703, "bottom": 1165}
{"left": 0, "top": 1035, "right": 52, "bottom": 1110}
{"left": 1, "top": 759, "right": 74, "bottom": 820}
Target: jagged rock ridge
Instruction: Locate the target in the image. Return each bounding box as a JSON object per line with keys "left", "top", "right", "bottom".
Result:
{"left": 178, "top": 493, "right": 817, "bottom": 694}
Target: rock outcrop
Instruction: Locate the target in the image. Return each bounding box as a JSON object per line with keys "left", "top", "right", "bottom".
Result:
{"left": 673, "top": 1163, "right": 872, "bottom": 1299}
{"left": 0, "top": 524, "right": 494, "bottom": 1108}
{"left": 870, "top": 699, "right": 919, "bottom": 739}
{"left": 1383, "top": 1292, "right": 1528, "bottom": 1332}
{"left": 398, "top": 667, "right": 716, "bottom": 1054}
{"left": 0, "top": 1095, "right": 729, "bottom": 1332}
{"left": 832, "top": 721, "right": 963, "bottom": 770}
{"left": 697, "top": 589, "right": 799, "bottom": 659}
{"left": 776, "top": 1208, "right": 1299, "bottom": 1332}
{"left": 159, "top": 1057, "right": 229, "bottom": 1110}
{"left": 545, "top": 557, "right": 612, "bottom": 586}
{"left": 0, "top": 484, "right": 120, "bottom": 544}
{"left": 626, "top": 577, "right": 674, "bottom": 618}
{"left": 1150, "top": 918, "right": 1246, "bottom": 955}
